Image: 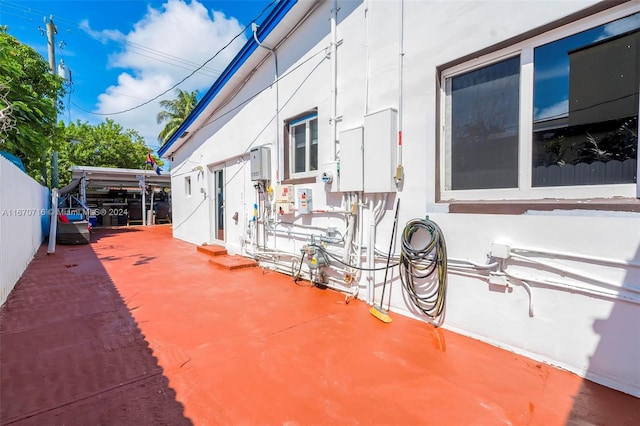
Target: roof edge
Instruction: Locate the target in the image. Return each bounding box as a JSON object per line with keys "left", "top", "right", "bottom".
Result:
{"left": 158, "top": 0, "right": 298, "bottom": 158}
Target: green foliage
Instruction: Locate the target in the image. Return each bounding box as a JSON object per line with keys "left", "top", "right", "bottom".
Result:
{"left": 156, "top": 88, "right": 198, "bottom": 144}
{"left": 0, "top": 26, "right": 64, "bottom": 180}
{"left": 56, "top": 119, "right": 163, "bottom": 186}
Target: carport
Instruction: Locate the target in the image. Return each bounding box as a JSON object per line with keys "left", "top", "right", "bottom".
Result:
{"left": 67, "top": 166, "right": 171, "bottom": 226}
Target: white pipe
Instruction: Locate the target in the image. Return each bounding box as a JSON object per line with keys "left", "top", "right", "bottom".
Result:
{"left": 509, "top": 252, "right": 640, "bottom": 295}
{"left": 343, "top": 197, "right": 356, "bottom": 264}
{"left": 510, "top": 246, "right": 640, "bottom": 269}
{"left": 504, "top": 268, "right": 640, "bottom": 306}
{"left": 253, "top": 24, "right": 280, "bottom": 183}
{"left": 47, "top": 188, "right": 59, "bottom": 254}
{"left": 448, "top": 258, "right": 500, "bottom": 270}
{"left": 330, "top": 0, "right": 338, "bottom": 162}
{"left": 141, "top": 186, "right": 146, "bottom": 226}
{"left": 395, "top": 0, "right": 404, "bottom": 183}
{"left": 357, "top": 193, "right": 364, "bottom": 270}
{"left": 367, "top": 199, "right": 376, "bottom": 305}
{"left": 363, "top": 0, "right": 370, "bottom": 117}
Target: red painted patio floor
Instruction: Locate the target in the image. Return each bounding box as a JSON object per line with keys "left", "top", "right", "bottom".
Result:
{"left": 1, "top": 226, "right": 638, "bottom": 425}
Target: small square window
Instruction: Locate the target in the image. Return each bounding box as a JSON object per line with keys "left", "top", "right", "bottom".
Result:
{"left": 289, "top": 113, "right": 318, "bottom": 177}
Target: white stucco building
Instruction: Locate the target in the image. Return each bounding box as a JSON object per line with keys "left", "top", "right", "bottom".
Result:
{"left": 159, "top": 0, "right": 640, "bottom": 397}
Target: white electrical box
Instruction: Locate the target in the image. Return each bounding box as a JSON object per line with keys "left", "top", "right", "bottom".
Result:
{"left": 250, "top": 145, "right": 271, "bottom": 181}
{"left": 339, "top": 127, "right": 364, "bottom": 192}
{"left": 297, "top": 188, "right": 313, "bottom": 214}
{"left": 275, "top": 184, "right": 294, "bottom": 215}
{"left": 275, "top": 184, "right": 294, "bottom": 202}
{"left": 363, "top": 108, "right": 397, "bottom": 193}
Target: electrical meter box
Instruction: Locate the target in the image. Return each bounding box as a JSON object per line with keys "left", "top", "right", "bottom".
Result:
{"left": 297, "top": 188, "right": 313, "bottom": 214}
{"left": 275, "top": 184, "right": 294, "bottom": 215}
{"left": 303, "top": 245, "right": 328, "bottom": 269}
{"left": 250, "top": 145, "right": 271, "bottom": 181}
{"left": 363, "top": 108, "right": 397, "bottom": 192}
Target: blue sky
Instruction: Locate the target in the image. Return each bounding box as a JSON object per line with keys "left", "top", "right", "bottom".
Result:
{"left": 1, "top": 0, "right": 275, "bottom": 151}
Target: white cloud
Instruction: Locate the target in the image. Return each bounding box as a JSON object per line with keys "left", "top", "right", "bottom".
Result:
{"left": 598, "top": 13, "right": 640, "bottom": 41}
{"left": 79, "top": 19, "right": 126, "bottom": 44}
{"left": 534, "top": 63, "right": 568, "bottom": 82}
{"left": 535, "top": 98, "right": 568, "bottom": 121}
{"left": 83, "top": 0, "right": 247, "bottom": 147}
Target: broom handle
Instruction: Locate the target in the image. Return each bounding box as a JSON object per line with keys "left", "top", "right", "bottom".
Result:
{"left": 380, "top": 198, "right": 400, "bottom": 307}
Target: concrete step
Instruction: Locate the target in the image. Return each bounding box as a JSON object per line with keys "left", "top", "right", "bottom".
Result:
{"left": 197, "top": 245, "right": 227, "bottom": 257}
{"left": 208, "top": 255, "right": 257, "bottom": 270}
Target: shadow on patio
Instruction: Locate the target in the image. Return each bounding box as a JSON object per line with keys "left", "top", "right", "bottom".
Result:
{"left": 0, "top": 227, "right": 191, "bottom": 425}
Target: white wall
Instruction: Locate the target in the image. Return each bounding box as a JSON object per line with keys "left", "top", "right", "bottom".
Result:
{"left": 169, "top": 0, "right": 640, "bottom": 396}
{"left": 0, "top": 156, "right": 50, "bottom": 306}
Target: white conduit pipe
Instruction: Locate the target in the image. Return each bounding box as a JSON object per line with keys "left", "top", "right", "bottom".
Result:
{"left": 509, "top": 252, "right": 640, "bottom": 295}
{"left": 504, "top": 269, "right": 640, "bottom": 307}
{"left": 252, "top": 25, "right": 280, "bottom": 183}
{"left": 510, "top": 246, "right": 640, "bottom": 269}
{"left": 47, "top": 188, "right": 59, "bottom": 255}
{"left": 367, "top": 199, "right": 375, "bottom": 305}
{"left": 329, "top": 0, "right": 338, "bottom": 162}
{"left": 395, "top": 0, "right": 404, "bottom": 183}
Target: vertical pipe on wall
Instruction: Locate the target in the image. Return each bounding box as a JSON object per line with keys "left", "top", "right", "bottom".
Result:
{"left": 395, "top": 0, "right": 404, "bottom": 184}
{"left": 363, "top": 0, "right": 369, "bottom": 117}
{"left": 253, "top": 24, "right": 280, "bottom": 184}
{"left": 367, "top": 197, "right": 376, "bottom": 305}
{"left": 330, "top": 0, "right": 338, "bottom": 162}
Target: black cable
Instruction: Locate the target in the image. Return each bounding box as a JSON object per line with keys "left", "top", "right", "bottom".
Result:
{"left": 399, "top": 217, "right": 448, "bottom": 320}
{"left": 308, "top": 243, "right": 399, "bottom": 272}
{"left": 85, "top": 0, "right": 279, "bottom": 116}
{"left": 293, "top": 251, "right": 305, "bottom": 283}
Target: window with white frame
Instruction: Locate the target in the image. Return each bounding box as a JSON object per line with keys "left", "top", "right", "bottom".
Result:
{"left": 289, "top": 113, "right": 318, "bottom": 177}
{"left": 441, "top": 9, "right": 639, "bottom": 200}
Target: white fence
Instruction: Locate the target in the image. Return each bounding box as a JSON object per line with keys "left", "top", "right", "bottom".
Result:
{"left": 533, "top": 159, "right": 637, "bottom": 186}
{"left": 0, "top": 156, "right": 50, "bottom": 306}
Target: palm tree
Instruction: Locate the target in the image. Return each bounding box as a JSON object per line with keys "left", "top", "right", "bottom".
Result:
{"left": 156, "top": 89, "right": 199, "bottom": 144}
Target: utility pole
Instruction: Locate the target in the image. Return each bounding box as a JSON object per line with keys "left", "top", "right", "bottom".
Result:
{"left": 45, "top": 15, "right": 59, "bottom": 255}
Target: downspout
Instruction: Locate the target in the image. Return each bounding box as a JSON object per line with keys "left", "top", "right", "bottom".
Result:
{"left": 367, "top": 198, "right": 375, "bottom": 304}
{"left": 330, "top": 0, "right": 338, "bottom": 162}
{"left": 394, "top": 0, "right": 404, "bottom": 185}
{"left": 253, "top": 23, "right": 281, "bottom": 184}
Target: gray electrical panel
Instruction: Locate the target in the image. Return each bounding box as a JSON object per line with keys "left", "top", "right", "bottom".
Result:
{"left": 250, "top": 145, "right": 271, "bottom": 181}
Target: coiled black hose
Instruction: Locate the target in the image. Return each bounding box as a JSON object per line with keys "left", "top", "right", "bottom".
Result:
{"left": 399, "top": 217, "right": 448, "bottom": 320}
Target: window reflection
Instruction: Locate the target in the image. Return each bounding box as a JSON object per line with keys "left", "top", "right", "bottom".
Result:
{"left": 533, "top": 13, "right": 639, "bottom": 187}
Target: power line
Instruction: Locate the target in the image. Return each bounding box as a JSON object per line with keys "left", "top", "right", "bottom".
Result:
{"left": 0, "top": 0, "right": 248, "bottom": 85}
{"left": 90, "top": 0, "right": 278, "bottom": 116}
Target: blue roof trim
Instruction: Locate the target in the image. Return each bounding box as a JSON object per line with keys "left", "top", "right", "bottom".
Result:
{"left": 159, "top": 0, "right": 298, "bottom": 157}
{"left": 289, "top": 112, "right": 318, "bottom": 126}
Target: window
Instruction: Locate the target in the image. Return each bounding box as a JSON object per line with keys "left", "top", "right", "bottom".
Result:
{"left": 441, "top": 9, "right": 639, "bottom": 200}
{"left": 289, "top": 113, "right": 318, "bottom": 177}
{"left": 447, "top": 56, "right": 520, "bottom": 190}
{"left": 185, "top": 176, "right": 191, "bottom": 197}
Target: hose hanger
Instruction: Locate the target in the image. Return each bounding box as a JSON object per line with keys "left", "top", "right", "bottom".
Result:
{"left": 399, "top": 217, "right": 448, "bottom": 322}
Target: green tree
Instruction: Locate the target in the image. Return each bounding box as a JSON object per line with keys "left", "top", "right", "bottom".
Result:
{"left": 0, "top": 26, "right": 64, "bottom": 179}
{"left": 156, "top": 88, "right": 198, "bottom": 144}
{"left": 56, "top": 119, "right": 163, "bottom": 186}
